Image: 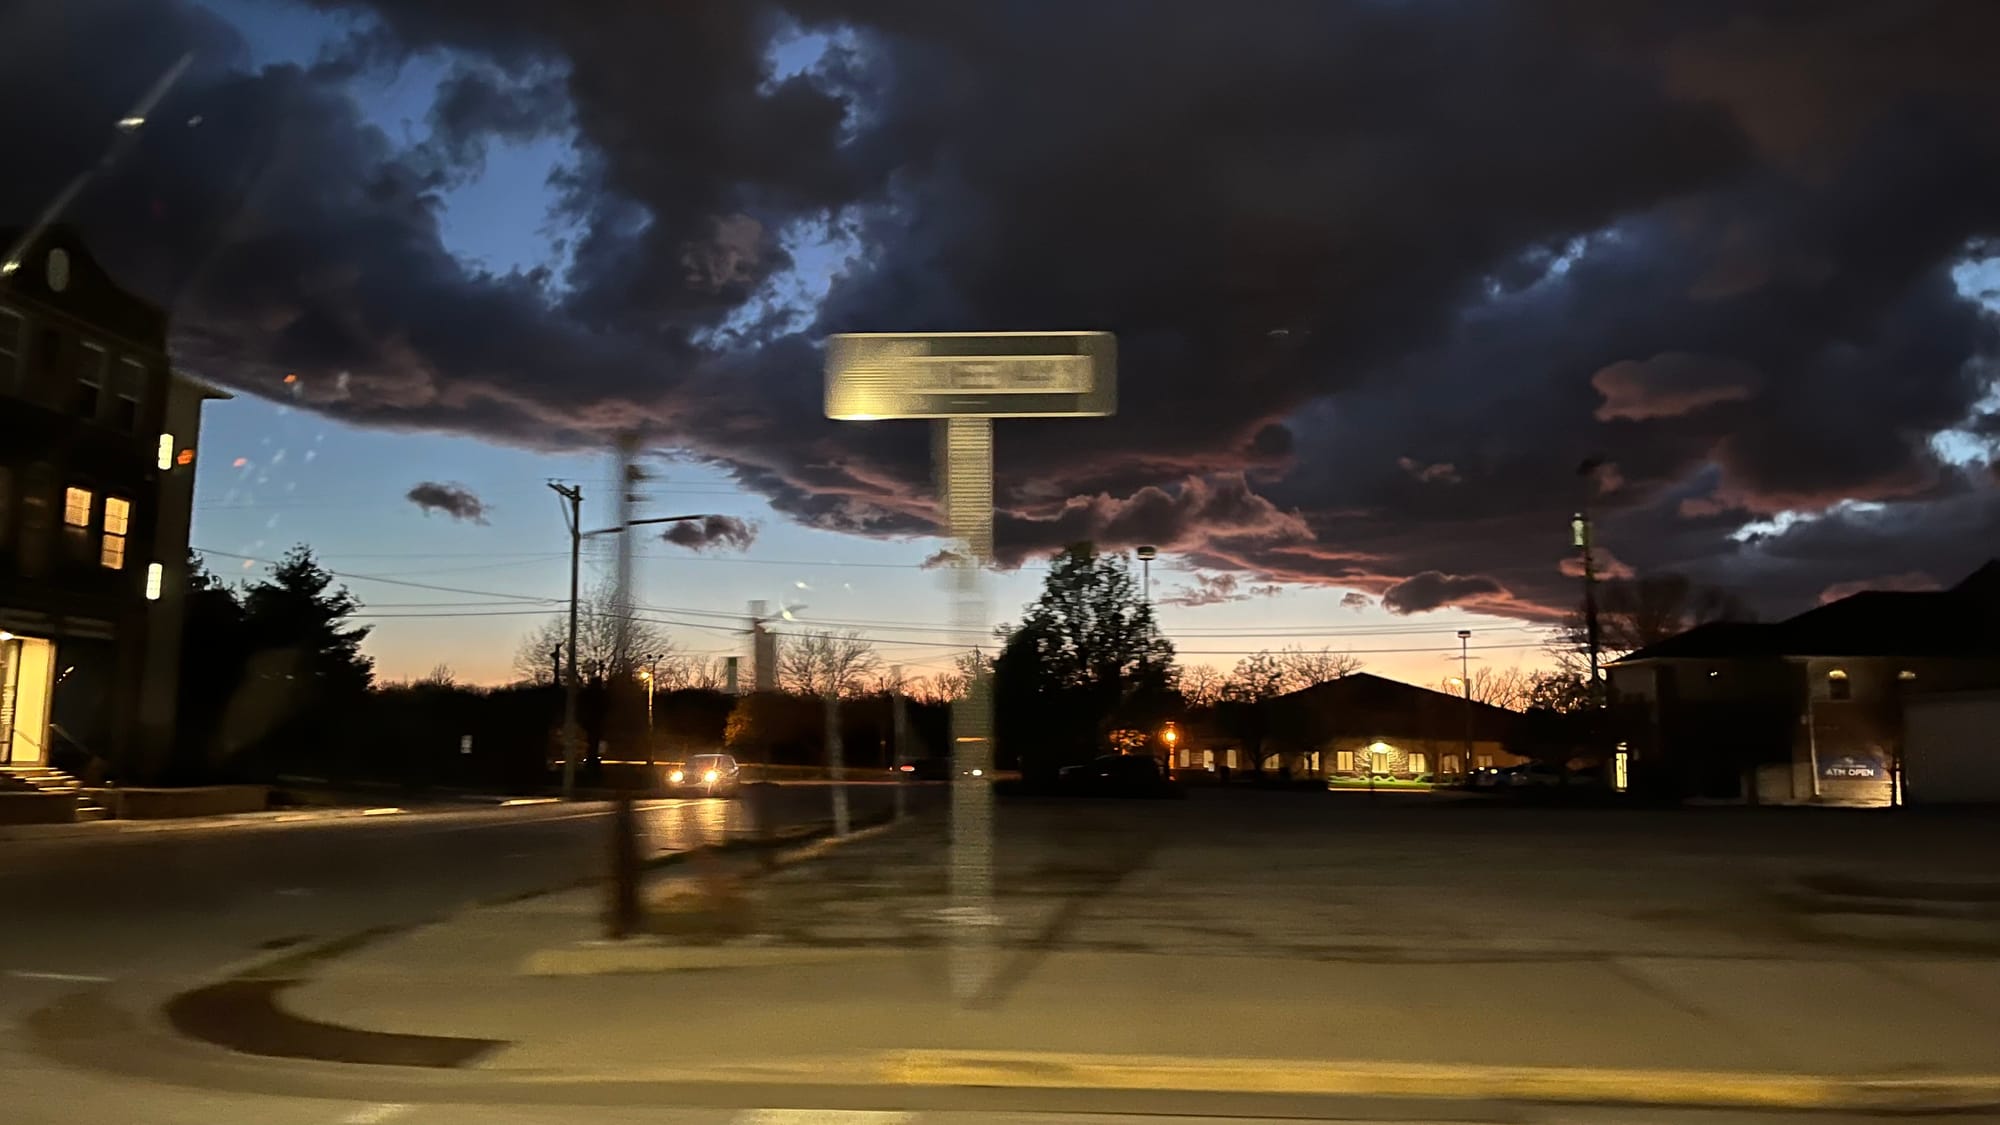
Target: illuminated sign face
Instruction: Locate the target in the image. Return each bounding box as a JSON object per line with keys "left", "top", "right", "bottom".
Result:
{"left": 825, "top": 332, "right": 1116, "bottom": 420}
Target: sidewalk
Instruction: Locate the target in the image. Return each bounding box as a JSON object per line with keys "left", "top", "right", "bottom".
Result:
{"left": 0, "top": 796, "right": 561, "bottom": 842}
{"left": 186, "top": 801, "right": 2000, "bottom": 1111}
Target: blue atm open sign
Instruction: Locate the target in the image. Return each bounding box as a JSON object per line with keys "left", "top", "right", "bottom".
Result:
{"left": 1820, "top": 754, "right": 1884, "bottom": 780}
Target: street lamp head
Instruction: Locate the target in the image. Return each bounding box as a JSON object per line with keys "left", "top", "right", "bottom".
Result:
{"left": 1135, "top": 545, "right": 1157, "bottom": 561}
{"left": 1457, "top": 630, "right": 1472, "bottom": 639}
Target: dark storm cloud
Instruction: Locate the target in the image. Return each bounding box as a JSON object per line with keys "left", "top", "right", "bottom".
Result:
{"left": 1381, "top": 572, "right": 1508, "bottom": 616}
{"left": 425, "top": 63, "right": 570, "bottom": 170}
{"left": 406, "top": 480, "right": 488, "bottom": 522}
{"left": 10, "top": 0, "right": 2000, "bottom": 629}
{"left": 660, "top": 515, "right": 757, "bottom": 552}
{"left": 1591, "top": 353, "right": 1762, "bottom": 421}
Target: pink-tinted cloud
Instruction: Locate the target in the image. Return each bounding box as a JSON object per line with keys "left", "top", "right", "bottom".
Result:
{"left": 1592, "top": 353, "right": 1763, "bottom": 422}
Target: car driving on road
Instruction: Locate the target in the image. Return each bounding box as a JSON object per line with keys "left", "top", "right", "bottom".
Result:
{"left": 666, "top": 753, "right": 741, "bottom": 798}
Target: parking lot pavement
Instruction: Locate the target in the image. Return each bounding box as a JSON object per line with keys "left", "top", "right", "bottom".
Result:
{"left": 709, "top": 786, "right": 2000, "bottom": 961}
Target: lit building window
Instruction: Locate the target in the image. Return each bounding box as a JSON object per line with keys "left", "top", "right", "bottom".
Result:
{"left": 158, "top": 433, "right": 175, "bottom": 471}
{"left": 1335, "top": 749, "right": 1354, "bottom": 773}
{"left": 1898, "top": 669, "right": 1917, "bottom": 681}
{"left": 100, "top": 497, "right": 130, "bottom": 570}
{"left": 145, "top": 562, "right": 164, "bottom": 600}
{"left": 63, "top": 487, "right": 92, "bottom": 526}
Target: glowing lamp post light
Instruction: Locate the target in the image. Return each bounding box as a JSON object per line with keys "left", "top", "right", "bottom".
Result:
{"left": 825, "top": 330, "right": 1116, "bottom": 1005}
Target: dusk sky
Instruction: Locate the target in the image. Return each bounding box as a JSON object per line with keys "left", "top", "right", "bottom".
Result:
{"left": 6, "top": 0, "right": 1999, "bottom": 687}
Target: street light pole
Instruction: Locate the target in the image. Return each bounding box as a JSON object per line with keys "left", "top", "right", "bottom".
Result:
{"left": 1457, "top": 629, "right": 1473, "bottom": 777}
{"left": 1136, "top": 545, "right": 1157, "bottom": 607}
{"left": 640, "top": 656, "right": 658, "bottom": 764}
{"left": 548, "top": 482, "right": 584, "bottom": 801}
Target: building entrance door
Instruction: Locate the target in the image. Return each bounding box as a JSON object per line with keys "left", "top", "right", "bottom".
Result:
{"left": 0, "top": 633, "right": 54, "bottom": 766}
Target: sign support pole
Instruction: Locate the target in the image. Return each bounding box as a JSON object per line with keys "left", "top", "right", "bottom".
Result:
{"left": 940, "top": 416, "right": 997, "bottom": 1005}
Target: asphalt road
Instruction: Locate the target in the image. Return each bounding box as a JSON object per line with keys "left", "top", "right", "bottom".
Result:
{"left": 2, "top": 787, "right": 892, "bottom": 1020}
{"left": 9, "top": 786, "right": 1997, "bottom": 1125}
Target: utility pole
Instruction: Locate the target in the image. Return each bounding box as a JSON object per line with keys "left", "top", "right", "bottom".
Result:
{"left": 1573, "top": 507, "right": 1603, "bottom": 708}
{"left": 1457, "top": 629, "right": 1473, "bottom": 776}
{"left": 641, "top": 653, "right": 660, "bottom": 764}
{"left": 548, "top": 482, "right": 584, "bottom": 800}
{"left": 892, "top": 664, "right": 910, "bottom": 821}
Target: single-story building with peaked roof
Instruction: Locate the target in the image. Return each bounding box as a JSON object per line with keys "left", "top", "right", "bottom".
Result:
{"left": 1608, "top": 562, "right": 2000, "bottom": 805}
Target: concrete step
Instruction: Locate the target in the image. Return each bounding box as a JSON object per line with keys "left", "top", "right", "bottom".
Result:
{"left": 72, "top": 805, "right": 108, "bottom": 823}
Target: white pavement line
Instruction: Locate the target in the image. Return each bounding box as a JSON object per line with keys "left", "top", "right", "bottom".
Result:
{"left": 339, "top": 1104, "right": 412, "bottom": 1124}
{"left": 732, "top": 1104, "right": 912, "bottom": 1112}
{"left": 733, "top": 1113, "right": 911, "bottom": 1125}
{"left": 6, "top": 970, "right": 113, "bottom": 983}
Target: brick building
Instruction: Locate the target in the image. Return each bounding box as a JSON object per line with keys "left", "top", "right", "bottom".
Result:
{"left": 1, "top": 227, "right": 226, "bottom": 788}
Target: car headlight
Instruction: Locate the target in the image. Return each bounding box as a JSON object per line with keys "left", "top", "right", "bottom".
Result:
{"left": 704, "top": 770, "right": 719, "bottom": 783}
{"left": 668, "top": 770, "right": 684, "bottom": 783}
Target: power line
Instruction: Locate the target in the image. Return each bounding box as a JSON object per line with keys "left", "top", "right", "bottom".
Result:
{"left": 196, "top": 546, "right": 1563, "bottom": 657}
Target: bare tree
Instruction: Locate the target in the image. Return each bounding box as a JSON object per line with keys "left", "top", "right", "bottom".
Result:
{"left": 1179, "top": 664, "right": 1226, "bottom": 707}
{"left": 868, "top": 664, "right": 912, "bottom": 697}
{"left": 1437, "top": 665, "right": 1531, "bottom": 710}
{"left": 1545, "top": 572, "right": 1757, "bottom": 696}
{"left": 1275, "top": 645, "right": 1363, "bottom": 690}
{"left": 656, "top": 654, "right": 733, "bottom": 692}
{"left": 776, "top": 629, "right": 882, "bottom": 698}
{"left": 512, "top": 578, "right": 674, "bottom": 686}
{"left": 417, "top": 662, "right": 458, "bottom": 689}
{"left": 1558, "top": 573, "right": 1754, "bottom": 663}
{"left": 1223, "top": 650, "right": 1289, "bottom": 702}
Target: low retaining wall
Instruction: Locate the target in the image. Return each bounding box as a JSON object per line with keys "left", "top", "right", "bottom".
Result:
{"left": 88, "top": 785, "right": 271, "bottom": 819}
{"left": 0, "top": 791, "right": 79, "bottom": 825}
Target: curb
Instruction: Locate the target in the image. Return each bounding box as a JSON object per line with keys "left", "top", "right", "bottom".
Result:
{"left": 522, "top": 943, "right": 897, "bottom": 976}
{"left": 508, "top": 1049, "right": 2000, "bottom": 1113}
{"left": 879, "top": 1051, "right": 2000, "bottom": 1111}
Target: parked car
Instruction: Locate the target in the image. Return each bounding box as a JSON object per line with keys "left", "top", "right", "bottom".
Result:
{"left": 666, "top": 753, "right": 741, "bottom": 797}
{"left": 1056, "top": 754, "right": 1184, "bottom": 799}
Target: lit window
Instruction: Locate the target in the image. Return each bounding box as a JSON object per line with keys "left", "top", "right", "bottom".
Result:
{"left": 100, "top": 496, "right": 130, "bottom": 570}
{"left": 63, "top": 487, "right": 92, "bottom": 526}
{"left": 1898, "top": 669, "right": 1917, "bottom": 682}
{"left": 1408, "top": 752, "right": 1428, "bottom": 775}
{"left": 158, "top": 433, "right": 175, "bottom": 471}
{"left": 77, "top": 341, "right": 108, "bottom": 418}
{"left": 1335, "top": 749, "right": 1354, "bottom": 773}
{"left": 145, "top": 562, "right": 164, "bottom": 600}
